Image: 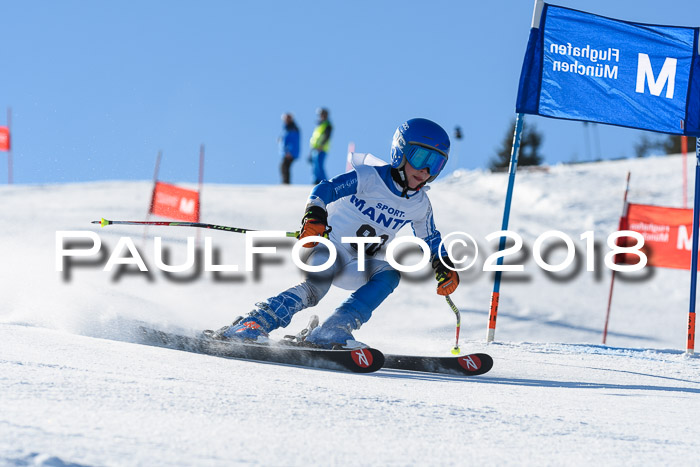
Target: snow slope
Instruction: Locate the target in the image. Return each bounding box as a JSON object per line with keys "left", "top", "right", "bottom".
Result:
{"left": 1, "top": 155, "right": 699, "bottom": 466}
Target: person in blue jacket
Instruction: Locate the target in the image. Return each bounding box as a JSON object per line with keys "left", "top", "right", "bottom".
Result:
{"left": 279, "top": 113, "right": 300, "bottom": 184}
{"left": 210, "top": 118, "right": 459, "bottom": 349}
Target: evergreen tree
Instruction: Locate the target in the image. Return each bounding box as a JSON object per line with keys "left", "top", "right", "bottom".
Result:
{"left": 634, "top": 133, "right": 697, "bottom": 157}
{"left": 634, "top": 133, "right": 662, "bottom": 158}
{"left": 661, "top": 135, "right": 696, "bottom": 154}
{"left": 490, "top": 119, "right": 544, "bottom": 170}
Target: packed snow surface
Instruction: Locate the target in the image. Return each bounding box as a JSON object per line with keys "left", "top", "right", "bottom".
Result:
{"left": 2, "top": 155, "right": 699, "bottom": 466}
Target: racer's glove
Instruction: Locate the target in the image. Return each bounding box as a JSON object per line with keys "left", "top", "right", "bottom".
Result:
{"left": 298, "top": 205, "right": 330, "bottom": 248}
{"left": 433, "top": 255, "right": 459, "bottom": 296}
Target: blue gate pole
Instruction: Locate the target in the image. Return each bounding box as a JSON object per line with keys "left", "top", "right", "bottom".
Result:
{"left": 486, "top": 0, "right": 542, "bottom": 343}
{"left": 487, "top": 113, "right": 525, "bottom": 342}
{"left": 688, "top": 137, "right": 700, "bottom": 355}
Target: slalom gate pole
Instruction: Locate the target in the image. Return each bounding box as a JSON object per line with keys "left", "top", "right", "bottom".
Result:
{"left": 602, "top": 171, "right": 631, "bottom": 345}
{"left": 142, "top": 150, "right": 163, "bottom": 244}
{"left": 93, "top": 218, "right": 299, "bottom": 238}
{"left": 486, "top": 113, "right": 525, "bottom": 343}
{"left": 688, "top": 137, "right": 700, "bottom": 355}
{"left": 196, "top": 144, "right": 205, "bottom": 247}
{"left": 445, "top": 295, "right": 461, "bottom": 355}
{"left": 7, "top": 107, "right": 12, "bottom": 184}
{"left": 682, "top": 136, "right": 688, "bottom": 208}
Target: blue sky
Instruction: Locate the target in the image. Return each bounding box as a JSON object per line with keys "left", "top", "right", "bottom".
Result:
{"left": 1, "top": 0, "right": 699, "bottom": 185}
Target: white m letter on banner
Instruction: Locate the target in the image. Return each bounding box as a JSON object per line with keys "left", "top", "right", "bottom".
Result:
{"left": 678, "top": 225, "right": 692, "bottom": 251}
{"left": 180, "top": 198, "right": 196, "bottom": 214}
{"left": 635, "top": 53, "right": 677, "bottom": 99}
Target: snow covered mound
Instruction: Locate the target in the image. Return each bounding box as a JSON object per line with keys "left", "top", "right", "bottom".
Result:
{"left": 1, "top": 155, "right": 699, "bottom": 465}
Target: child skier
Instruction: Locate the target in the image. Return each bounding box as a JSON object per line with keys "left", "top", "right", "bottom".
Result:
{"left": 209, "top": 118, "right": 459, "bottom": 349}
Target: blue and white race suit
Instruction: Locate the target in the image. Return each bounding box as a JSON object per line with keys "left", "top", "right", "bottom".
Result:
{"left": 255, "top": 153, "right": 446, "bottom": 332}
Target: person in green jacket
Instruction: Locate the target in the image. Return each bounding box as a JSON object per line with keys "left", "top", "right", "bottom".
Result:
{"left": 309, "top": 108, "right": 332, "bottom": 184}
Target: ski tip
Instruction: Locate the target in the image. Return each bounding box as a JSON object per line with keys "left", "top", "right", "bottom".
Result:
{"left": 347, "top": 347, "right": 384, "bottom": 373}
{"left": 382, "top": 352, "right": 493, "bottom": 376}
{"left": 456, "top": 353, "right": 493, "bottom": 376}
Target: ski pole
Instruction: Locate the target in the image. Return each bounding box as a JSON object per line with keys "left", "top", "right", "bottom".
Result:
{"left": 445, "top": 295, "right": 461, "bottom": 355}
{"left": 92, "top": 218, "right": 300, "bottom": 238}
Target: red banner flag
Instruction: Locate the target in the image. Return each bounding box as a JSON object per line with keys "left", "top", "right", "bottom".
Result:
{"left": 620, "top": 203, "right": 699, "bottom": 270}
{"left": 0, "top": 126, "right": 10, "bottom": 151}
{"left": 149, "top": 181, "right": 200, "bottom": 222}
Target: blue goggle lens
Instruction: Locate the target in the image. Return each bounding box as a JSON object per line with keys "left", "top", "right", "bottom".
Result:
{"left": 404, "top": 144, "right": 447, "bottom": 175}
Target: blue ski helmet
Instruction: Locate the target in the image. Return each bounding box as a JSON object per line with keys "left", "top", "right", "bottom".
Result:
{"left": 390, "top": 118, "right": 450, "bottom": 183}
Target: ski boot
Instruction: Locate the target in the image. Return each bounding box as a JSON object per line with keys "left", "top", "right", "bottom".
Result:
{"left": 305, "top": 310, "right": 366, "bottom": 350}
{"left": 202, "top": 316, "right": 268, "bottom": 343}
{"left": 203, "top": 303, "right": 279, "bottom": 343}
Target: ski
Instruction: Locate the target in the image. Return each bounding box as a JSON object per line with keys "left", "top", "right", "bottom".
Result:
{"left": 383, "top": 352, "right": 493, "bottom": 376}
{"left": 137, "top": 326, "right": 384, "bottom": 374}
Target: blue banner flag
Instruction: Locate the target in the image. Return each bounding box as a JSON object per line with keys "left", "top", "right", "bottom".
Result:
{"left": 517, "top": 4, "right": 700, "bottom": 136}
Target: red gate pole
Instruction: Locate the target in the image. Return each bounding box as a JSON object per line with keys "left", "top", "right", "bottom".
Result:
{"left": 198, "top": 144, "right": 204, "bottom": 216}
{"left": 7, "top": 108, "right": 12, "bottom": 184}
{"left": 143, "top": 150, "right": 163, "bottom": 243}
{"left": 196, "top": 144, "right": 205, "bottom": 246}
{"left": 603, "top": 171, "right": 631, "bottom": 344}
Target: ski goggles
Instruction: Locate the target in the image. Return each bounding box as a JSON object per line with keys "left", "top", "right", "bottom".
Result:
{"left": 404, "top": 143, "right": 448, "bottom": 175}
